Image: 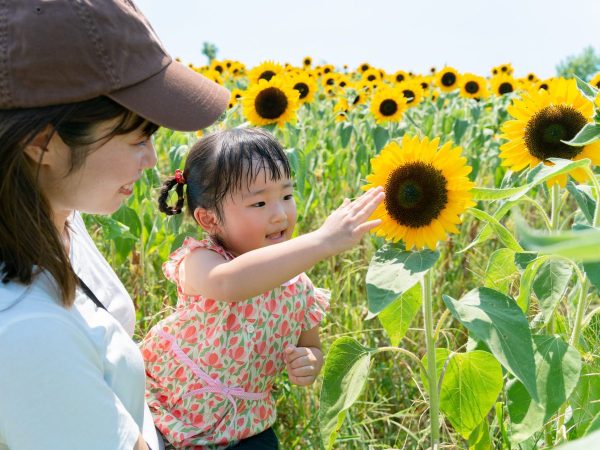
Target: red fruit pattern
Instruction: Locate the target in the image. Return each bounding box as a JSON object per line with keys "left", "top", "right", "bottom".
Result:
{"left": 140, "top": 237, "right": 330, "bottom": 449}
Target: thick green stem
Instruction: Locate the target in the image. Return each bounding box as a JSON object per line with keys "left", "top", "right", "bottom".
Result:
{"left": 550, "top": 183, "right": 561, "bottom": 231}
{"left": 422, "top": 271, "right": 440, "bottom": 449}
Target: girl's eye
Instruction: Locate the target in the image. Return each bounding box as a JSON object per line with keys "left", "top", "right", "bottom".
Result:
{"left": 251, "top": 201, "right": 266, "bottom": 207}
{"left": 284, "top": 195, "right": 294, "bottom": 200}
{"left": 134, "top": 137, "right": 150, "bottom": 147}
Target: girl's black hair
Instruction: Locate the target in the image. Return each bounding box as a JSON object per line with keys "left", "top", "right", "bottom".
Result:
{"left": 158, "top": 128, "right": 291, "bottom": 222}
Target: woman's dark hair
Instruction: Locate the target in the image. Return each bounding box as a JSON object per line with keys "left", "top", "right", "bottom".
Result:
{"left": 0, "top": 96, "right": 158, "bottom": 307}
{"left": 159, "top": 128, "right": 291, "bottom": 223}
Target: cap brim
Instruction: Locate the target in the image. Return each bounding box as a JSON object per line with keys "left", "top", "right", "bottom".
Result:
{"left": 108, "top": 61, "right": 230, "bottom": 131}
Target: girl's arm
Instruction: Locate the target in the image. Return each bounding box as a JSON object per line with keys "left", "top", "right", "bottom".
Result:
{"left": 181, "top": 187, "right": 384, "bottom": 302}
{"left": 285, "top": 326, "right": 324, "bottom": 386}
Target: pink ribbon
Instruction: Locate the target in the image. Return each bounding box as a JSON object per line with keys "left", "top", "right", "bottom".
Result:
{"left": 157, "top": 330, "right": 269, "bottom": 436}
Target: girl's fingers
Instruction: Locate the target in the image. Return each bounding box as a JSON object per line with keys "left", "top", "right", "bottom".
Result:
{"left": 289, "top": 365, "right": 317, "bottom": 377}
{"left": 354, "top": 219, "right": 382, "bottom": 235}
{"left": 349, "top": 187, "right": 383, "bottom": 213}
{"left": 352, "top": 192, "right": 385, "bottom": 222}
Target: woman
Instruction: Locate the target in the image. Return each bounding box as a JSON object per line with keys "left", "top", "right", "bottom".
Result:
{"left": 0, "top": 1, "right": 229, "bottom": 449}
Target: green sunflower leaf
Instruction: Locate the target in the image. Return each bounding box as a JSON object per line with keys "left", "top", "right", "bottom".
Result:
{"left": 516, "top": 255, "right": 551, "bottom": 312}
{"left": 372, "top": 126, "right": 389, "bottom": 152}
{"left": 378, "top": 283, "right": 422, "bottom": 346}
{"left": 466, "top": 208, "right": 524, "bottom": 252}
{"left": 574, "top": 75, "right": 599, "bottom": 103}
{"left": 471, "top": 158, "right": 591, "bottom": 202}
{"left": 366, "top": 244, "right": 439, "bottom": 316}
{"left": 440, "top": 351, "right": 503, "bottom": 440}
{"left": 338, "top": 122, "right": 353, "bottom": 148}
{"left": 484, "top": 248, "right": 517, "bottom": 294}
{"left": 563, "top": 123, "right": 600, "bottom": 147}
{"left": 507, "top": 335, "right": 582, "bottom": 443}
{"left": 554, "top": 430, "right": 600, "bottom": 450}
{"left": 319, "top": 337, "right": 374, "bottom": 450}
{"left": 532, "top": 259, "right": 573, "bottom": 322}
{"left": 443, "top": 288, "right": 539, "bottom": 401}
{"left": 566, "top": 182, "right": 596, "bottom": 225}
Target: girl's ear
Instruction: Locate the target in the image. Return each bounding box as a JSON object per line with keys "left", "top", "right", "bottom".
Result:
{"left": 23, "top": 125, "right": 54, "bottom": 165}
{"left": 193, "top": 207, "right": 221, "bottom": 234}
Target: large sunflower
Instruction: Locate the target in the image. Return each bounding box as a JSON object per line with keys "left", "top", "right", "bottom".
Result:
{"left": 459, "top": 73, "right": 489, "bottom": 100}
{"left": 248, "top": 61, "right": 284, "bottom": 84}
{"left": 436, "top": 66, "right": 460, "bottom": 93}
{"left": 499, "top": 78, "right": 600, "bottom": 185}
{"left": 363, "top": 135, "right": 474, "bottom": 250}
{"left": 370, "top": 87, "right": 408, "bottom": 123}
{"left": 242, "top": 77, "right": 300, "bottom": 126}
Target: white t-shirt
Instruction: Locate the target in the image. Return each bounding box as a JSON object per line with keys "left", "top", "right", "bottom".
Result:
{"left": 0, "top": 213, "right": 161, "bottom": 450}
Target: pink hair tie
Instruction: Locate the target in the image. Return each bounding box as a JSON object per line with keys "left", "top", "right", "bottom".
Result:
{"left": 174, "top": 169, "right": 186, "bottom": 185}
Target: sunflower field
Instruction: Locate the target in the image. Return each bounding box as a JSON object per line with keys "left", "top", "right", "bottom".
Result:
{"left": 86, "top": 59, "right": 600, "bottom": 449}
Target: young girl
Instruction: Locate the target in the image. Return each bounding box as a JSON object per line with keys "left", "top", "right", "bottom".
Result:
{"left": 140, "top": 128, "right": 384, "bottom": 449}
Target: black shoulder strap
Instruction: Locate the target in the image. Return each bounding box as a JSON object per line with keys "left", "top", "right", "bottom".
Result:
{"left": 76, "top": 275, "right": 108, "bottom": 312}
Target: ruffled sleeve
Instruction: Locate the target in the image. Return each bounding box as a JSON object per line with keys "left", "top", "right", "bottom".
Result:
{"left": 301, "top": 280, "right": 331, "bottom": 331}
{"left": 162, "top": 237, "right": 232, "bottom": 287}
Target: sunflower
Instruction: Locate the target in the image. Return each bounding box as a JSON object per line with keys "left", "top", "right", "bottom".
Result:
{"left": 397, "top": 80, "right": 424, "bottom": 107}
{"left": 334, "top": 98, "right": 350, "bottom": 123}
{"left": 390, "top": 70, "right": 409, "bottom": 84}
{"left": 491, "top": 74, "right": 517, "bottom": 96}
{"left": 459, "top": 73, "right": 489, "bottom": 99}
{"left": 242, "top": 77, "right": 300, "bottom": 127}
{"left": 363, "top": 135, "right": 475, "bottom": 250}
{"left": 248, "top": 61, "right": 284, "bottom": 84}
{"left": 358, "top": 62, "right": 371, "bottom": 73}
{"left": 590, "top": 72, "right": 600, "bottom": 89}
{"left": 436, "top": 66, "right": 460, "bottom": 92}
{"left": 290, "top": 72, "right": 317, "bottom": 104}
{"left": 499, "top": 78, "right": 600, "bottom": 186}
{"left": 199, "top": 69, "right": 223, "bottom": 85}
{"left": 370, "top": 87, "right": 408, "bottom": 123}
{"left": 302, "top": 56, "right": 312, "bottom": 67}
{"left": 362, "top": 68, "right": 382, "bottom": 84}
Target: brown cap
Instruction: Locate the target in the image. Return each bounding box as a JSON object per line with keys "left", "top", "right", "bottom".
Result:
{"left": 0, "top": 0, "right": 229, "bottom": 131}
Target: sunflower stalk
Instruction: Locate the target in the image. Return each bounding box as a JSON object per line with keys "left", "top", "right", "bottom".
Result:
{"left": 550, "top": 183, "right": 562, "bottom": 231}
{"left": 422, "top": 270, "right": 440, "bottom": 449}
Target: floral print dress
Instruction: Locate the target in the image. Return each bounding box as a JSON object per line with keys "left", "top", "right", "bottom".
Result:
{"left": 140, "top": 237, "right": 329, "bottom": 449}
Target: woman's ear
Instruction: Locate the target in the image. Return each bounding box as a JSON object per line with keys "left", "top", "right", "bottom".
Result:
{"left": 193, "top": 207, "right": 221, "bottom": 234}
{"left": 23, "top": 125, "right": 54, "bottom": 165}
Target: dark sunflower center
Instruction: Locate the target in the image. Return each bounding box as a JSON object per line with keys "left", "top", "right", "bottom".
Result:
{"left": 254, "top": 87, "right": 288, "bottom": 119}
{"left": 361, "top": 64, "right": 369, "bottom": 72}
{"left": 441, "top": 72, "right": 456, "bottom": 87}
{"left": 421, "top": 82, "right": 428, "bottom": 89}
{"left": 498, "top": 82, "right": 513, "bottom": 94}
{"left": 539, "top": 83, "right": 549, "bottom": 90}
{"left": 384, "top": 162, "right": 448, "bottom": 228}
{"left": 524, "top": 105, "right": 588, "bottom": 160}
{"left": 304, "top": 58, "right": 311, "bottom": 65}
{"left": 214, "top": 65, "right": 223, "bottom": 73}
{"left": 595, "top": 81, "right": 600, "bottom": 89}
{"left": 402, "top": 89, "right": 415, "bottom": 103}
{"left": 339, "top": 81, "right": 347, "bottom": 87}
{"left": 352, "top": 94, "right": 361, "bottom": 105}
{"left": 379, "top": 99, "right": 398, "bottom": 116}
{"left": 528, "top": 74, "right": 535, "bottom": 81}
{"left": 465, "top": 81, "right": 479, "bottom": 94}
{"left": 259, "top": 70, "right": 276, "bottom": 81}
{"left": 324, "top": 67, "right": 331, "bottom": 74}
{"left": 293, "top": 82, "right": 309, "bottom": 99}
{"left": 326, "top": 78, "right": 335, "bottom": 86}
{"left": 368, "top": 74, "right": 376, "bottom": 81}
{"left": 396, "top": 74, "right": 405, "bottom": 82}
{"left": 501, "top": 66, "right": 508, "bottom": 72}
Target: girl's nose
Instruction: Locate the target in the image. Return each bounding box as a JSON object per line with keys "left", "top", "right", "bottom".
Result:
{"left": 143, "top": 141, "right": 158, "bottom": 169}
{"left": 271, "top": 203, "right": 287, "bottom": 222}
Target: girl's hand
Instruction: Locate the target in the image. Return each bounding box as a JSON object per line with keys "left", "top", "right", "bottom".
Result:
{"left": 316, "top": 186, "right": 385, "bottom": 256}
{"left": 284, "top": 345, "right": 324, "bottom": 386}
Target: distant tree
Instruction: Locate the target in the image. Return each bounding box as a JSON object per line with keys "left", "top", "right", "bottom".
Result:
{"left": 202, "top": 42, "right": 218, "bottom": 64}
{"left": 556, "top": 46, "right": 600, "bottom": 81}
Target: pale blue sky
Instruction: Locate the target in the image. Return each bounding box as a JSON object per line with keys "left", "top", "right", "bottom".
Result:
{"left": 136, "top": 0, "right": 600, "bottom": 79}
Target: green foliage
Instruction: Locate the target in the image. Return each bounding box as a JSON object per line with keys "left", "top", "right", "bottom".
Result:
{"left": 556, "top": 46, "right": 600, "bottom": 81}
{"left": 443, "top": 288, "right": 539, "bottom": 401}
{"left": 507, "top": 335, "right": 582, "bottom": 443}
{"left": 318, "top": 337, "right": 373, "bottom": 449}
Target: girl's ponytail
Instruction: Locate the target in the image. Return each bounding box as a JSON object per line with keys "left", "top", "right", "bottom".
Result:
{"left": 158, "top": 169, "right": 186, "bottom": 215}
